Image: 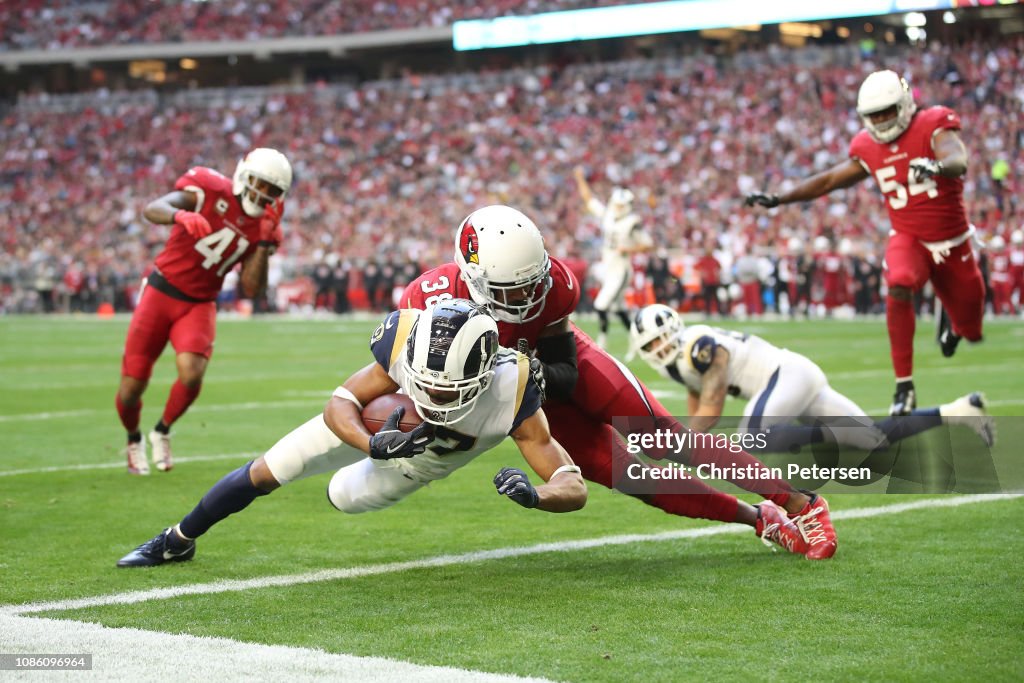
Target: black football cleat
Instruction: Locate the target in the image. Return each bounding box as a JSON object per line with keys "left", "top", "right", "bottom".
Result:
{"left": 889, "top": 384, "right": 917, "bottom": 417}
{"left": 936, "top": 307, "right": 961, "bottom": 358}
{"left": 117, "top": 528, "right": 195, "bottom": 568}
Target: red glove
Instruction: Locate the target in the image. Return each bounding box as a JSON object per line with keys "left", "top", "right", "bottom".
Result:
{"left": 258, "top": 199, "right": 285, "bottom": 249}
{"left": 174, "top": 210, "right": 213, "bottom": 239}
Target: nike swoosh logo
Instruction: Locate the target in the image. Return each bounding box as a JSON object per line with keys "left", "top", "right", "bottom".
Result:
{"left": 386, "top": 443, "right": 405, "bottom": 454}
{"left": 385, "top": 316, "right": 397, "bottom": 329}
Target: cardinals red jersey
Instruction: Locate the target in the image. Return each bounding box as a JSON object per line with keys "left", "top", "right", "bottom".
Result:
{"left": 849, "top": 106, "right": 968, "bottom": 242}
{"left": 153, "top": 167, "right": 263, "bottom": 300}
{"left": 401, "top": 257, "right": 581, "bottom": 347}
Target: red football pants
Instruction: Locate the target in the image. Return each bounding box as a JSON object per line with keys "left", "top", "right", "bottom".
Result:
{"left": 122, "top": 284, "right": 216, "bottom": 381}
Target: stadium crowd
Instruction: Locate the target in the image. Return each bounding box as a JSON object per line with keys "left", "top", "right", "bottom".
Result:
{"left": 1, "top": 37, "right": 1022, "bottom": 315}
{"left": 1, "top": 0, "right": 656, "bottom": 50}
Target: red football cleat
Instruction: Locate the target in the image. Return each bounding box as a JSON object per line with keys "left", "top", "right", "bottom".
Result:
{"left": 792, "top": 492, "right": 837, "bottom": 560}
{"left": 755, "top": 501, "right": 808, "bottom": 555}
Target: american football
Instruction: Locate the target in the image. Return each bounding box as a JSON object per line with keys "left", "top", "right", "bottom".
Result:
{"left": 361, "top": 393, "right": 422, "bottom": 434}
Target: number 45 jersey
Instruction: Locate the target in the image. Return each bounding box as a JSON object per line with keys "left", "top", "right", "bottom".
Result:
{"left": 849, "top": 106, "right": 968, "bottom": 242}
{"left": 369, "top": 309, "right": 543, "bottom": 480}
{"left": 154, "top": 166, "right": 263, "bottom": 301}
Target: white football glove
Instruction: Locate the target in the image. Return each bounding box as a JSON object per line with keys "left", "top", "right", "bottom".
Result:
{"left": 908, "top": 157, "right": 942, "bottom": 184}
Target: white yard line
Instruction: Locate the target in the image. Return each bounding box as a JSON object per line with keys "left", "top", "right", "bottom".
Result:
{"left": 0, "top": 614, "right": 552, "bottom": 683}
{"left": 1, "top": 493, "right": 1018, "bottom": 683}
{"left": 0, "top": 452, "right": 258, "bottom": 478}
{"left": 6, "top": 493, "right": 1019, "bottom": 617}
{"left": 0, "top": 399, "right": 321, "bottom": 423}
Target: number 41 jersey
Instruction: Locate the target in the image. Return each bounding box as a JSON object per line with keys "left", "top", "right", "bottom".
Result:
{"left": 154, "top": 166, "right": 263, "bottom": 300}
{"left": 369, "top": 309, "right": 543, "bottom": 480}
{"left": 849, "top": 106, "right": 968, "bottom": 242}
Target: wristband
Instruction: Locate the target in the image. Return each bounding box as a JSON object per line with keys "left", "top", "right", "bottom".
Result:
{"left": 549, "top": 464, "right": 582, "bottom": 480}
{"left": 332, "top": 386, "right": 364, "bottom": 411}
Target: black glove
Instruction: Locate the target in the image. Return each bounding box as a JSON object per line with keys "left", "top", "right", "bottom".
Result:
{"left": 517, "top": 338, "right": 547, "bottom": 404}
{"left": 494, "top": 467, "right": 540, "bottom": 508}
{"left": 528, "top": 356, "right": 547, "bottom": 403}
{"left": 368, "top": 407, "right": 434, "bottom": 460}
{"left": 744, "top": 192, "right": 780, "bottom": 208}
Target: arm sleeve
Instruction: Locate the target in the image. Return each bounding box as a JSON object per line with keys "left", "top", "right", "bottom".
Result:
{"left": 535, "top": 331, "right": 578, "bottom": 402}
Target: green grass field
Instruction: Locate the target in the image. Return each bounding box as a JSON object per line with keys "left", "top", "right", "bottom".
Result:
{"left": 1, "top": 314, "right": 1022, "bottom": 681}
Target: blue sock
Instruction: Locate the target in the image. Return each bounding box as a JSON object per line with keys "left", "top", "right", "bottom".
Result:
{"left": 874, "top": 408, "right": 941, "bottom": 444}
{"left": 179, "top": 461, "right": 270, "bottom": 539}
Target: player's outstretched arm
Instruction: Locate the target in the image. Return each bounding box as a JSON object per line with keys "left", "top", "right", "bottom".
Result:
{"left": 573, "top": 165, "right": 594, "bottom": 206}
{"left": 506, "top": 408, "right": 587, "bottom": 512}
{"left": 143, "top": 190, "right": 197, "bottom": 224}
{"left": 324, "top": 362, "right": 402, "bottom": 455}
{"left": 535, "top": 318, "right": 578, "bottom": 402}
{"left": 745, "top": 159, "right": 868, "bottom": 208}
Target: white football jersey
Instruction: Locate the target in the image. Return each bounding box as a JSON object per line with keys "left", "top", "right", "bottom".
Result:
{"left": 587, "top": 197, "right": 643, "bottom": 270}
{"left": 657, "top": 324, "right": 785, "bottom": 399}
{"left": 370, "top": 309, "right": 542, "bottom": 481}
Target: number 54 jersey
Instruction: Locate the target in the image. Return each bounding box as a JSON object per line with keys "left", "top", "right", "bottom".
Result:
{"left": 154, "top": 166, "right": 263, "bottom": 301}
{"left": 849, "top": 106, "right": 967, "bottom": 242}
{"left": 369, "top": 309, "right": 543, "bottom": 481}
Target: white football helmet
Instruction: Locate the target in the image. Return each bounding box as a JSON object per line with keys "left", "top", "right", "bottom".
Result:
{"left": 856, "top": 70, "right": 917, "bottom": 144}
{"left": 401, "top": 299, "right": 499, "bottom": 426}
{"left": 232, "top": 147, "right": 293, "bottom": 218}
{"left": 609, "top": 187, "right": 635, "bottom": 218}
{"left": 454, "top": 205, "right": 552, "bottom": 323}
{"left": 629, "top": 304, "right": 684, "bottom": 368}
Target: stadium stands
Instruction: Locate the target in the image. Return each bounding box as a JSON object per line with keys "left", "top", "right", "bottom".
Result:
{"left": 1, "top": 37, "right": 1021, "bottom": 313}
{"left": 1, "top": 0, "right": 659, "bottom": 50}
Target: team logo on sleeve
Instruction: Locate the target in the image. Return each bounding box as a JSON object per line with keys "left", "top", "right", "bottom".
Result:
{"left": 370, "top": 322, "right": 385, "bottom": 345}
{"left": 459, "top": 221, "right": 480, "bottom": 265}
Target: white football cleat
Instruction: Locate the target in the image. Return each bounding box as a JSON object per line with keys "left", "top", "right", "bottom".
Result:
{"left": 125, "top": 437, "right": 149, "bottom": 475}
{"left": 940, "top": 392, "right": 996, "bottom": 447}
{"left": 149, "top": 430, "right": 174, "bottom": 472}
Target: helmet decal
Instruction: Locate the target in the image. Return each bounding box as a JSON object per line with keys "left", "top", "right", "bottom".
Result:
{"left": 459, "top": 221, "right": 480, "bottom": 265}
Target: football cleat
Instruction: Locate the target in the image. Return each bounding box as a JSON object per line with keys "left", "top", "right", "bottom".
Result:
{"left": 936, "top": 307, "right": 961, "bottom": 358}
{"left": 940, "top": 392, "right": 997, "bottom": 447}
{"left": 755, "top": 501, "right": 808, "bottom": 555}
{"left": 889, "top": 385, "right": 917, "bottom": 416}
{"left": 791, "top": 492, "right": 837, "bottom": 560}
{"left": 125, "top": 438, "right": 149, "bottom": 475}
{"left": 117, "top": 527, "right": 195, "bottom": 568}
{"left": 149, "top": 430, "right": 174, "bottom": 472}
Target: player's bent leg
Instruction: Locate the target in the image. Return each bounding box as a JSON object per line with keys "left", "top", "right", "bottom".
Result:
{"left": 804, "top": 385, "right": 888, "bottom": 451}
{"left": 263, "top": 413, "right": 366, "bottom": 485}
{"left": 150, "top": 352, "right": 209, "bottom": 472}
{"left": 327, "top": 459, "right": 425, "bottom": 513}
{"left": 931, "top": 243, "right": 985, "bottom": 345}
{"left": 117, "top": 375, "right": 150, "bottom": 475}
{"left": 117, "top": 459, "right": 267, "bottom": 568}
